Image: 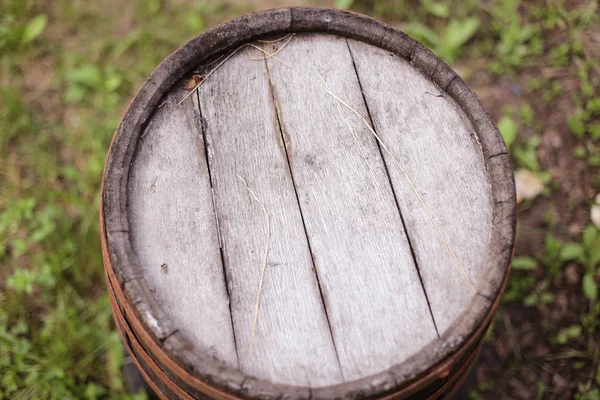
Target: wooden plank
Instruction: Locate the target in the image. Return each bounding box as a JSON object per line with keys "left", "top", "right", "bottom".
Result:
{"left": 197, "top": 47, "right": 343, "bottom": 386}
{"left": 266, "top": 34, "right": 438, "bottom": 381}
{"left": 347, "top": 39, "right": 493, "bottom": 333}
{"left": 103, "top": 8, "right": 515, "bottom": 397}
{"left": 127, "top": 92, "right": 238, "bottom": 368}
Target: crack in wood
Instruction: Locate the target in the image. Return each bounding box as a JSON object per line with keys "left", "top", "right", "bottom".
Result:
{"left": 346, "top": 38, "right": 441, "bottom": 338}
{"left": 377, "top": 30, "right": 390, "bottom": 48}
{"left": 430, "top": 59, "right": 440, "bottom": 79}
{"left": 408, "top": 42, "right": 418, "bottom": 62}
{"left": 160, "top": 329, "right": 180, "bottom": 344}
{"left": 263, "top": 54, "right": 346, "bottom": 382}
{"left": 443, "top": 75, "right": 458, "bottom": 92}
{"left": 195, "top": 90, "right": 241, "bottom": 368}
{"left": 476, "top": 292, "right": 493, "bottom": 301}
{"left": 107, "top": 229, "right": 129, "bottom": 233}
{"left": 488, "top": 151, "right": 509, "bottom": 160}
{"left": 122, "top": 275, "right": 143, "bottom": 285}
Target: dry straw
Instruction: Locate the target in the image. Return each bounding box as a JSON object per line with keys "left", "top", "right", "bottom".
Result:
{"left": 245, "top": 38, "right": 475, "bottom": 294}
{"left": 179, "top": 34, "right": 477, "bottom": 354}
{"left": 236, "top": 174, "right": 271, "bottom": 356}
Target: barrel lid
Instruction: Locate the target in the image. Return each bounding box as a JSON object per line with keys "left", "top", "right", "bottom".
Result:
{"left": 101, "top": 7, "right": 515, "bottom": 399}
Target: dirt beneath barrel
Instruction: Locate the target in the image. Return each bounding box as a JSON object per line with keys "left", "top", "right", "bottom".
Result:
{"left": 466, "top": 60, "right": 598, "bottom": 399}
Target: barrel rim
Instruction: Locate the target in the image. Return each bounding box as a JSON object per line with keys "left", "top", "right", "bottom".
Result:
{"left": 101, "top": 6, "right": 516, "bottom": 399}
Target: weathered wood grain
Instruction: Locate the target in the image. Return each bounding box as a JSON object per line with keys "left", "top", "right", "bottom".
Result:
{"left": 348, "top": 39, "right": 493, "bottom": 333}
{"left": 266, "top": 34, "right": 438, "bottom": 381}
{"left": 197, "top": 47, "right": 343, "bottom": 386}
{"left": 127, "top": 91, "right": 238, "bottom": 367}
{"left": 102, "top": 7, "right": 515, "bottom": 399}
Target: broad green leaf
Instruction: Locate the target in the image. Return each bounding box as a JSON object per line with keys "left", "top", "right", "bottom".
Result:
{"left": 21, "top": 15, "right": 47, "bottom": 45}
{"left": 537, "top": 382, "right": 547, "bottom": 398}
{"left": 187, "top": 14, "right": 205, "bottom": 33}
{"left": 591, "top": 123, "right": 600, "bottom": 140}
{"left": 520, "top": 103, "right": 534, "bottom": 126}
{"left": 7, "top": 269, "right": 36, "bottom": 294}
{"left": 423, "top": 1, "right": 450, "bottom": 17}
{"left": 523, "top": 294, "right": 537, "bottom": 307}
{"left": 11, "top": 238, "right": 27, "bottom": 257}
{"left": 444, "top": 17, "right": 480, "bottom": 49}
{"left": 559, "top": 243, "right": 585, "bottom": 261}
{"left": 567, "top": 109, "right": 586, "bottom": 137}
{"left": 148, "top": 0, "right": 161, "bottom": 14}
{"left": 84, "top": 382, "right": 107, "bottom": 399}
{"left": 514, "top": 149, "right": 540, "bottom": 171}
{"left": 545, "top": 234, "right": 562, "bottom": 255}
{"left": 586, "top": 97, "right": 600, "bottom": 114}
{"left": 540, "top": 292, "right": 554, "bottom": 304}
{"left": 512, "top": 256, "right": 537, "bottom": 270}
{"left": 104, "top": 74, "right": 122, "bottom": 92}
{"left": 583, "top": 225, "right": 597, "bottom": 248}
{"left": 405, "top": 22, "right": 440, "bottom": 48}
{"left": 498, "top": 116, "right": 518, "bottom": 148}
{"left": 64, "top": 65, "right": 103, "bottom": 89}
{"left": 1, "top": 372, "right": 18, "bottom": 393}
{"left": 517, "top": 25, "right": 539, "bottom": 42}
{"left": 334, "top": 0, "right": 354, "bottom": 9}
{"left": 513, "top": 137, "right": 541, "bottom": 171}
{"left": 589, "top": 237, "right": 600, "bottom": 268}
{"left": 46, "top": 366, "right": 65, "bottom": 380}
{"left": 573, "top": 145, "right": 587, "bottom": 160}
{"left": 556, "top": 325, "right": 582, "bottom": 344}
{"left": 65, "top": 85, "right": 85, "bottom": 103}
{"left": 583, "top": 273, "right": 598, "bottom": 301}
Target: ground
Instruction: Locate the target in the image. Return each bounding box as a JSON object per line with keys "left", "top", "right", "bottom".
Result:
{"left": 0, "top": 0, "right": 599, "bottom": 399}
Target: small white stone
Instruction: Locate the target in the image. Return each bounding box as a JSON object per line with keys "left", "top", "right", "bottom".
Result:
{"left": 591, "top": 205, "right": 600, "bottom": 229}
{"left": 514, "top": 169, "right": 544, "bottom": 203}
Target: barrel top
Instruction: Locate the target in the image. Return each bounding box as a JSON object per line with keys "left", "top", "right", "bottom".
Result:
{"left": 102, "top": 7, "right": 515, "bottom": 399}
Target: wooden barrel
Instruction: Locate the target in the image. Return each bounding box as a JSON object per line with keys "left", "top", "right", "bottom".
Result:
{"left": 101, "top": 7, "right": 516, "bottom": 399}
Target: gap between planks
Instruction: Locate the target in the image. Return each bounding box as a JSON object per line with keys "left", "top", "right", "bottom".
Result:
{"left": 243, "top": 39, "right": 477, "bottom": 297}
{"left": 262, "top": 53, "right": 346, "bottom": 380}
{"left": 261, "top": 34, "right": 438, "bottom": 380}
{"left": 195, "top": 90, "right": 241, "bottom": 366}
{"left": 179, "top": 33, "right": 484, "bottom": 381}
{"left": 345, "top": 38, "right": 440, "bottom": 338}
{"left": 194, "top": 35, "right": 441, "bottom": 372}
{"left": 194, "top": 42, "right": 344, "bottom": 386}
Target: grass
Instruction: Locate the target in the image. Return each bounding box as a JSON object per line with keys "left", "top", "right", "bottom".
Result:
{"left": 1, "top": 0, "right": 599, "bottom": 399}
{"left": 0, "top": 1, "right": 248, "bottom": 398}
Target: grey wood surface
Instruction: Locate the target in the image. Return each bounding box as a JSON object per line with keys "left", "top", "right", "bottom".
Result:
{"left": 127, "top": 92, "right": 238, "bottom": 368}
{"left": 265, "top": 34, "right": 438, "bottom": 382}
{"left": 348, "top": 39, "right": 493, "bottom": 333}
{"left": 197, "top": 47, "right": 343, "bottom": 386}
{"left": 106, "top": 13, "right": 514, "bottom": 397}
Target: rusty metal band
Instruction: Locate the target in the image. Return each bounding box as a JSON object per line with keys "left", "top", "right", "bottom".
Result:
{"left": 428, "top": 330, "right": 485, "bottom": 399}
{"left": 99, "top": 8, "right": 514, "bottom": 396}
{"left": 103, "top": 199, "right": 503, "bottom": 399}
{"left": 114, "top": 326, "right": 169, "bottom": 400}
{"left": 378, "top": 264, "right": 508, "bottom": 399}
{"left": 101, "top": 222, "right": 237, "bottom": 399}
{"left": 108, "top": 263, "right": 486, "bottom": 400}
{"left": 100, "top": 6, "right": 514, "bottom": 400}
{"left": 385, "top": 319, "right": 489, "bottom": 400}
{"left": 106, "top": 270, "right": 193, "bottom": 400}
{"left": 107, "top": 283, "right": 168, "bottom": 400}
{"left": 436, "top": 341, "right": 483, "bottom": 399}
